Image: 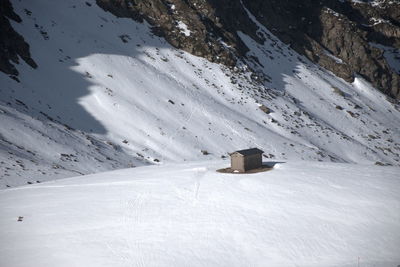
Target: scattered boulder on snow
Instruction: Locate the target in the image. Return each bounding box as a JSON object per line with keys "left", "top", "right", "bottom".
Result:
{"left": 259, "top": 104, "right": 272, "bottom": 114}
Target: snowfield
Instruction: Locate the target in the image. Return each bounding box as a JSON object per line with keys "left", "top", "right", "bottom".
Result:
{"left": 1, "top": 0, "right": 400, "bottom": 187}
{"left": 0, "top": 161, "right": 399, "bottom": 267}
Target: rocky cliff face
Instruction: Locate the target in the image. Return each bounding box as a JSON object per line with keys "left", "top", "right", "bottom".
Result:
{"left": 243, "top": 0, "right": 400, "bottom": 99}
{"left": 96, "top": 0, "right": 265, "bottom": 66}
{"left": 0, "top": 0, "right": 37, "bottom": 79}
{"left": 96, "top": 0, "right": 400, "bottom": 99}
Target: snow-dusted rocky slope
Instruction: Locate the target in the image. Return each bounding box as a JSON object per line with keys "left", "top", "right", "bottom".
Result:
{"left": 1, "top": 161, "right": 399, "bottom": 267}
{"left": 1, "top": 0, "right": 400, "bottom": 187}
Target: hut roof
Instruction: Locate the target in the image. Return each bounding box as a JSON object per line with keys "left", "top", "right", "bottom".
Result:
{"left": 231, "top": 148, "right": 264, "bottom": 156}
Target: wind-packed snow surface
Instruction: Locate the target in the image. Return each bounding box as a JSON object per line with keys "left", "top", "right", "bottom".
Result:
{"left": 1, "top": 0, "right": 400, "bottom": 188}
{"left": 0, "top": 161, "right": 399, "bottom": 267}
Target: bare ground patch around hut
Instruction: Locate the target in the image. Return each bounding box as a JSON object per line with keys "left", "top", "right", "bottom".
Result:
{"left": 217, "top": 162, "right": 280, "bottom": 174}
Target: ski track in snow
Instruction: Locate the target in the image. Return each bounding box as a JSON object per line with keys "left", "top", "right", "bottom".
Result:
{"left": 192, "top": 167, "right": 207, "bottom": 204}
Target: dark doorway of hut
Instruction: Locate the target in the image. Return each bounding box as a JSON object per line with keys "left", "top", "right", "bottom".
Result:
{"left": 217, "top": 148, "right": 283, "bottom": 174}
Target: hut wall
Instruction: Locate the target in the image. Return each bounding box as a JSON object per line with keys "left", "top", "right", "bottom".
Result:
{"left": 243, "top": 154, "right": 262, "bottom": 170}
{"left": 231, "top": 154, "right": 245, "bottom": 172}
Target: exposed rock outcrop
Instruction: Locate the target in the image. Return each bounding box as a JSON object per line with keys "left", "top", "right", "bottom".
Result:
{"left": 96, "top": 0, "right": 266, "bottom": 66}
{"left": 97, "top": 0, "right": 400, "bottom": 99}
{"left": 243, "top": 0, "right": 400, "bottom": 99}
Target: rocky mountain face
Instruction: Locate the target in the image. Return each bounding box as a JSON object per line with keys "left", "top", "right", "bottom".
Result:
{"left": 0, "top": 0, "right": 399, "bottom": 98}
{"left": 244, "top": 0, "right": 400, "bottom": 99}
{"left": 96, "top": 0, "right": 262, "bottom": 66}
{"left": 96, "top": 0, "right": 400, "bottom": 99}
{"left": 0, "top": 0, "right": 37, "bottom": 79}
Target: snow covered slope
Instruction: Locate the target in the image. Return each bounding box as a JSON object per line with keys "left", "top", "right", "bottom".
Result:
{"left": 1, "top": 161, "right": 399, "bottom": 267}
{"left": 1, "top": 0, "right": 400, "bottom": 187}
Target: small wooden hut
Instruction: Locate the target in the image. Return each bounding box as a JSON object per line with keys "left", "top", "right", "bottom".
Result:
{"left": 230, "top": 148, "right": 263, "bottom": 172}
